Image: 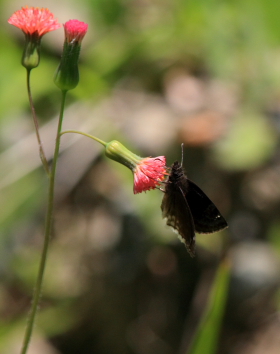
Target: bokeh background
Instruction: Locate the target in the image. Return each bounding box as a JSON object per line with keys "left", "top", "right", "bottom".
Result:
{"left": 1, "top": 0, "right": 280, "bottom": 353}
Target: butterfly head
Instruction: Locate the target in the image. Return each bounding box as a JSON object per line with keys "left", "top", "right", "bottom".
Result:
{"left": 167, "top": 161, "right": 185, "bottom": 184}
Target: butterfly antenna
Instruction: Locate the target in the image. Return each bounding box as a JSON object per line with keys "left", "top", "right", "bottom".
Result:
{"left": 180, "top": 143, "right": 184, "bottom": 167}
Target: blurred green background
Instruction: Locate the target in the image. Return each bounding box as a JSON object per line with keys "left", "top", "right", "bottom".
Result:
{"left": 1, "top": 0, "right": 280, "bottom": 353}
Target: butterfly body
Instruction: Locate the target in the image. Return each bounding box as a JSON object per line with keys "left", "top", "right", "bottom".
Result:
{"left": 161, "top": 161, "right": 228, "bottom": 257}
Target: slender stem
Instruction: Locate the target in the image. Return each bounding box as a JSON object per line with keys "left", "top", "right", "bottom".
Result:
{"left": 26, "top": 69, "right": 50, "bottom": 175}
{"left": 60, "top": 129, "right": 107, "bottom": 146}
{"left": 20, "top": 90, "right": 68, "bottom": 354}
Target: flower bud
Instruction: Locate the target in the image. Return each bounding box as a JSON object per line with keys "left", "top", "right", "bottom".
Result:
{"left": 54, "top": 20, "right": 88, "bottom": 91}
{"left": 21, "top": 33, "right": 41, "bottom": 69}
{"left": 105, "top": 140, "right": 141, "bottom": 170}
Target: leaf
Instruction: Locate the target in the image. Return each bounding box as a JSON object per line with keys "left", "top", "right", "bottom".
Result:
{"left": 187, "top": 258, "right": 231, "bottom": 354}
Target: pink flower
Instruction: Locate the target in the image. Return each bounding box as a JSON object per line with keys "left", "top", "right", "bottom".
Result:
{"left": 133, "top": 156, "right": 167, "bottom": 194}
{"left": 104, "top": 140, "right": 167, "bottom": 194}
{"left": 64, "top": 20, "right": 88, "bottom": 44}
{"left": 8, "top": 6, "right": 61, "bottom": 37}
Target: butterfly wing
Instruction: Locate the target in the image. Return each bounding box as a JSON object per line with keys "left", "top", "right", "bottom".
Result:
{"left": 185, "top": 179, "right": 228, "bottom": 233}
{"left": 161, "top": 177, "right": 196, "bottom": 257}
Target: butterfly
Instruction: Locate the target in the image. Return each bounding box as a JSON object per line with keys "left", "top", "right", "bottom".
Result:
{"left": 161, "top": 161, "right": 228, "bottom": 257}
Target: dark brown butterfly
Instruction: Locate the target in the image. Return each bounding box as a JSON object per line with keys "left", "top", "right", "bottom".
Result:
{"left": 161, "top": 161, "right": 228, "bottom": 257}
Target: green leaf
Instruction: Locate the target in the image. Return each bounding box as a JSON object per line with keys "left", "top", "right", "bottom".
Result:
{"left": 187, "top": 258, "right": 231, "bottom": 354}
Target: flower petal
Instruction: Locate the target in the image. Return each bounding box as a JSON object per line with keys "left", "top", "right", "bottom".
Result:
{"left": 64, "top": 20, "right": 88, "bottom": 44}
{"left": 133, "top": 156, "right": 167, "bottom": 194}
{"left": 8, "top": 6, "right": 61, "bottom": 37}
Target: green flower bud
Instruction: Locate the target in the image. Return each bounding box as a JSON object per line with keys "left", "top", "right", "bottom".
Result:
{"left": 54, "top": 20, "right": 88, "bottom": 92}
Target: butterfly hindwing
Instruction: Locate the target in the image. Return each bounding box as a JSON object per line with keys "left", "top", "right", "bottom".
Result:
{"left": 161, "top": 162, "right": 196, "bottom": 256}
{"left": 185, "top": 179, "right": 228, "bottom": 233}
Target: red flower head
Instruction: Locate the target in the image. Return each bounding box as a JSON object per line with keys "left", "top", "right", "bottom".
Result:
{"left": 64, "top": 20, "right": 88, "bottom": 44}
{"left": 8, "top": 6, "right": 61, "bottom": 37}
{"left": 54, "top": 19, "right": 88, "bottom": 91}
{"left": 133, "top": 156, "right": 167, "bottom": 194}
{"left": 8, "top": 7, "right": 61, "bottom": 69}
{"left": 104, "top": 140, "right": 167, "bottom": 194}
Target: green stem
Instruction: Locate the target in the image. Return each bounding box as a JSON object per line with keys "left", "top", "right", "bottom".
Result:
{"left": 60, "top": 130, "right": 107, "bottom": 146}
{"left": 20, "top": 90, "right": 68, "bottom": 354}
{"left": 26, "top": 69, "right": 50, "bottom": 175}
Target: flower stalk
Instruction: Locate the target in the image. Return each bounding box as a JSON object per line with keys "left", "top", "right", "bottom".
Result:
{"left": 60, "top": 131, "right": 167, "bottom": 194}
{"left": 19, "top": 16, "right": 88, "bottom": 354}
{"left": 20, "top": 90, "right": 67, "bottom": 354}
{"left": 60, "top": 130, "right": 107, "bottom": 146}
{"left": 26, "top": 69, "right": 49, "bottom": 175}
